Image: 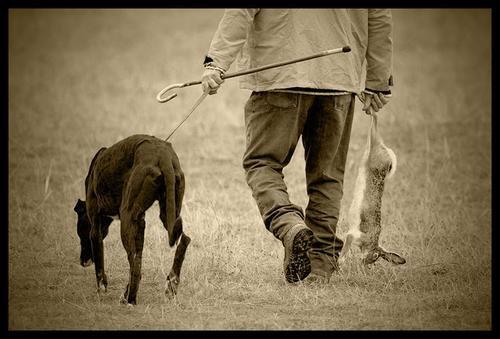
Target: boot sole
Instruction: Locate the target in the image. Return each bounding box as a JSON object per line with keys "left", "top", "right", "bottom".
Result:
{"left": 284, "top": 228, "right": 313, "bottom": 283}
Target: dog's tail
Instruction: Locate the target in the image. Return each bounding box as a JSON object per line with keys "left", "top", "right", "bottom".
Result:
{"left": 159, "top": 154, "right": 182, "bottom": 247}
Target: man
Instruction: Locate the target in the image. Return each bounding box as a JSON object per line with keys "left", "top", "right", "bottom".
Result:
{"left": 201, "top": 9, "right": 393, "bottom": 283}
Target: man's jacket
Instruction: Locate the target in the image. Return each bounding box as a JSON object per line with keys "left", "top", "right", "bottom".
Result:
{"left": 206, "top": 9, "right": 393, "bottom": 93}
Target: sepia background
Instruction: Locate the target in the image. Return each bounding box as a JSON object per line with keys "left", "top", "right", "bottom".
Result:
{"left": 8, "top": 9, "right": 491, "bottom": 329}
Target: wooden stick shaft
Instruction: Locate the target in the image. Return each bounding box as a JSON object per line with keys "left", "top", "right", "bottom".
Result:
{"left": 222, "top": 46, "right": 349, "bottom": 79}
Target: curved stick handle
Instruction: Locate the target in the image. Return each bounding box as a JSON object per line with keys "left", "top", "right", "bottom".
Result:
{"left": 156, "top": 81, "right": 201, "bottom": 103}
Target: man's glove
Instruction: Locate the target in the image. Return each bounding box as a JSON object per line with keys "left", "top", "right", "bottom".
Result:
{"left": 360, "top": 89, "right": 392, "bottom": 115}
{"left": 201, "top": 62, "right": 225, "bottom": 95}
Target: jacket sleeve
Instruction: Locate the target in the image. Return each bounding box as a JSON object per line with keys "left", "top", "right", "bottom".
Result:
{"left": 205, "top": 9, "right": 260, "bottom": 71}
{"left": 365, "top": 9, "right": 393, "bottom": 92}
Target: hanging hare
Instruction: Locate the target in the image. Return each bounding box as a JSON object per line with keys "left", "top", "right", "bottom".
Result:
{"left": 338, "top": 114, "right": 406, "bottom": 266}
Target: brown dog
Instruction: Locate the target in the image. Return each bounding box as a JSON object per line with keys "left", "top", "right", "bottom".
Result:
{"left": 73, "top": 134, "right": 190, "bottom": 305}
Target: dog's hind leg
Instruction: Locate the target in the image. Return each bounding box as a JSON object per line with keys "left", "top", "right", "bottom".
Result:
{"left": 159, "top": 208, "right": 191, "bottom": 297}
{"left": 165, "top": 228, "right": 191, "bottom": 298}
{"left": 120, "top": 213, "right": 146, "bottom": 306}
{"left": 120, "top": 165, "right": 161, "bottom": 305}
{"left": 159, "top": 162, "right": 190, "bottom": 298}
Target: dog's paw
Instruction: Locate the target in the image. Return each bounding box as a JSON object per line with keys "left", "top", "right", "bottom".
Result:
{"left": 96, "top": 281, "right": 107, "bottom": 293}
{"left": 96, "top": 274, "right": 108, "bottom": 293}
{"left": 119, "top": 295, "right": 136, "bottom": 307}
{"left": 165, "top": 274, "right": 179, "bottom": 299}
{"left": 119, "top": 294, "right": 128, "bottom": 305}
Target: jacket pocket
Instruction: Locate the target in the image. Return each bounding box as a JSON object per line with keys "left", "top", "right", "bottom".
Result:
{"left": 332, "top": 94, "right": 353, "bottom": 112}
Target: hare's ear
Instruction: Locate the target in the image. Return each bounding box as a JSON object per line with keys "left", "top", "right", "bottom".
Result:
{"left": 379, "top": 247, "right": 406, "bottom": 265}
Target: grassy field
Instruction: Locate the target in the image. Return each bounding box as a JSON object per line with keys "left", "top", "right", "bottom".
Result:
{"left": 8, "top": 9, "right": 491, "bottom": 330}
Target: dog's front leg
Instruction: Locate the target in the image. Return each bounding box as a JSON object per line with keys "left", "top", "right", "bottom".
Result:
{"left": 90, "top": 215, "right": 108, "bottom": 293}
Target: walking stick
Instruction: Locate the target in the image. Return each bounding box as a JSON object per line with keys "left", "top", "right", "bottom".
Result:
{"left": 156, "top": 46, "right": 351, "bottom": 103}
{"left": 158, "top": 46, "right": 351, "bottom": 140}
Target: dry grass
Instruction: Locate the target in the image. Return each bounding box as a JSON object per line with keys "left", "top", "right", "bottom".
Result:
{"left": 8, "top": 9, "right": 491, "bottom": 329}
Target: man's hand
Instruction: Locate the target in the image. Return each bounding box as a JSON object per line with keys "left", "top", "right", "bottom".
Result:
{"left": 361, "top": 91, "right": 391, "bottom": 115}
{"left": 201, "top": 68, "right": 224, "bottom": 95}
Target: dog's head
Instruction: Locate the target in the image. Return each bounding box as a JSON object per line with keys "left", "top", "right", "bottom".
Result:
{"left": 73, "top": 199, "right": 93, "bottom": 267}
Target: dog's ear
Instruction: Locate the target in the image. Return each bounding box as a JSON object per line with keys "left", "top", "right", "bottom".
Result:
{"left": 379, "top": 247, "right": 406, "bottom": 265}
{"left": 74, "top": 199, "right": 86, "bottom": 214}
